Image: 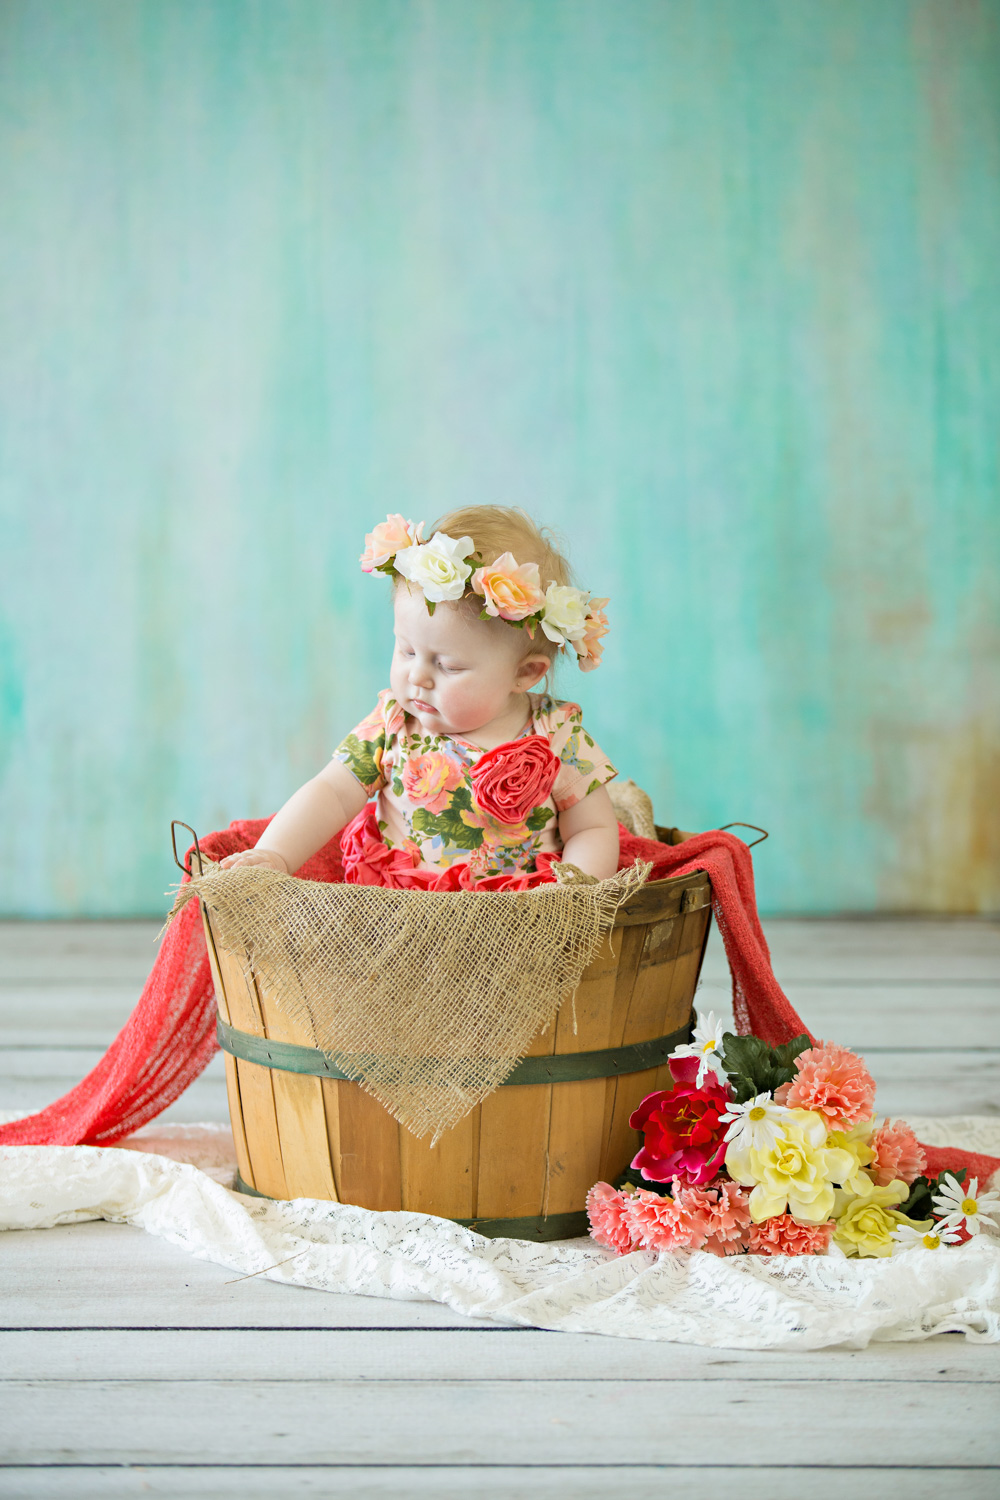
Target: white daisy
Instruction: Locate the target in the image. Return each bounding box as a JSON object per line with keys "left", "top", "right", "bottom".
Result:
{"left": 932, "top": 1175, "right": 1000, "bottom": 1237}
{"left": 891, "top": 1222, "right": 962, "bottom": 1251}
{"left": 670, "top": 1010, "right": 727, "bottom": 1086}
{"left": 719, "top": 1092, "right": 792, "bottom": 1151}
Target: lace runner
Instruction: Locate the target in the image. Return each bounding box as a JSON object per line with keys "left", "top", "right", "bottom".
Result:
{"left": 2, "top": 1117, "right": 998, "bottom": 1350}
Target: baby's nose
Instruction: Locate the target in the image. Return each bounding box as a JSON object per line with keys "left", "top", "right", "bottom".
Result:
{"left": 410, "top": 662, "right": 435, "bottom": 689}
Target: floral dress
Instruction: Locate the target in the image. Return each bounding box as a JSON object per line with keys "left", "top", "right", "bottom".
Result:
{"left": 332, "top": 691, "right": 617, "bottom": 881}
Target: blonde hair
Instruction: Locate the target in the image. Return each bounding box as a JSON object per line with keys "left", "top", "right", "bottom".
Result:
{"left": 422, "top": 506, "right": 572, "bottom": 662}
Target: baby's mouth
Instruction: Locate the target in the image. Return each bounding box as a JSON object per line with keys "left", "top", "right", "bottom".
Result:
{"left": 410, "top": 697, "right": 437, "bottom": 714}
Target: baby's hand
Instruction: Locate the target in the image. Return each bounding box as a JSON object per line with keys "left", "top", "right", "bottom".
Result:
{"left": 220, "top": 849, "right": 289, "bottom": 874}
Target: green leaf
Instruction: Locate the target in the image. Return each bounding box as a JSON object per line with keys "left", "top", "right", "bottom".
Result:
{"left": 338, "top": 734, "right": 382, "bottom": 790}
{"left": 449, "top": 784, "right": 476, "bottom": 814}
{"left": 525, "top": 805, "right": 554, "bottom": 832}
{"left": 898, "top": 1167, "right": 966, "bottom": 1222}
{"left": 718, "top": 1031, "right": 811, "bottom": 1104}
{"left": 426, "top": 600, "right": 436, "bottom": 616}
{"left": 411, "top": 805, "right": 484, "bottom": 850}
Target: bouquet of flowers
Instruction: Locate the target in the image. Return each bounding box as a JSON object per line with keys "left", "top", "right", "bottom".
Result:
{"left": 587, "top": 1012, "right": 1000, "bottom": 1259}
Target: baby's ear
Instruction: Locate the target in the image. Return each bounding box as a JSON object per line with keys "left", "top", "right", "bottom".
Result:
{"left": 517, "top": 653, "right": 551, "bottom": 690}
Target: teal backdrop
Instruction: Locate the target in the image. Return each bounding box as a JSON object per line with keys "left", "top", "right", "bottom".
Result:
{"left": 1, "top": 0, "right": 998, "bottom": 916}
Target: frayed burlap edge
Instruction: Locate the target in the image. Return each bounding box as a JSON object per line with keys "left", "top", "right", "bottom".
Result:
{"left": 173, "top": 861, "right": 649, "bottom": 1141}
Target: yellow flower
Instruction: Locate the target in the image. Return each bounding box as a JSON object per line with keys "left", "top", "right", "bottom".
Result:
{"left": 726, "top": 1109, "right": 857, "bottom": 1225}
{"left": 825, "top": 1118, "right": 876, "bottom": 1199}
{"left": 832, "top": 1180, "right": 930, "bottom": 1258}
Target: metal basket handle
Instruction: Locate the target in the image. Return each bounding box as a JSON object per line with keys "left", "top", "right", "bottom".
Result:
{"left": 719, "top": 822, "right": 769, "bottom": 849}
{"left": 171, "top": 820, "right": 205, "bottom": 877}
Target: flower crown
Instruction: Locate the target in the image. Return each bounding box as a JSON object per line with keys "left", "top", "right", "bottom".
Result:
{"left": 360, "top": 515, "right": 609, "bottom": 671}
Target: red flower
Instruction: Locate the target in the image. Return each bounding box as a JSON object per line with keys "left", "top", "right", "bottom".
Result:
{"left": 470, "top": 736, "right": 559, "bottom": 825}
{"left": 629, "top": 1057, "right": 733, "bottom": 1187}
{"left": 340, "top": 806, "right": 562, "bottom": 892}
{"left": 340, "top": 806, "right": 423, "bottom": 886}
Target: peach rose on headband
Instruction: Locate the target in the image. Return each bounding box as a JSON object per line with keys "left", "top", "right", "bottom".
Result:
{"left": 360, "top": 515, "right": 423, "bottom": 573}
{"left": 471, "top": 736, "right": 559, "bottom": 824}
{"left": 575, "top": 598, "right": 609, "bottom": 672}
{"left": 402, "top": 752, "right": 464, "bottom": 813}
{"left": 471, "top": 553, "right": 545, "bottom": 621}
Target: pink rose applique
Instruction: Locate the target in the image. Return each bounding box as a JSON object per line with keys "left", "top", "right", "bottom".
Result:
{"left": 470, "top": 736, "right": 559, "bottom": 825}
{"left": 340, "top": 807, "right": 423, "bottom": 887}
{"left": 402, "top": 752, "right": 464, "bottom": 813}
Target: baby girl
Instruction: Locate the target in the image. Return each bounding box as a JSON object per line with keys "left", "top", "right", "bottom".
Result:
{"left": 221, "top": 506, "right": 619, "bottom": 889}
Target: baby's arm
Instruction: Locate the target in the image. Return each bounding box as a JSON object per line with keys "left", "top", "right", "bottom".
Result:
{"left": 220, "top": 761, "right": 368, "bottom": 874}
{"left": 557, "top": 786, "right": 620, "bottom": 881}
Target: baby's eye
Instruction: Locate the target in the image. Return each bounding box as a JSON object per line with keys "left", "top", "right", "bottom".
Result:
{"left": 439, "top": 663, "right": 465, "bottom": 673}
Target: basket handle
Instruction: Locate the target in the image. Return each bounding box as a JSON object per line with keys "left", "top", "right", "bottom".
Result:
{"left": 719, "top": 822, "right": 769, "bottom": 849}
{"left": 171, "top": 820, "right": 205, "bottom": 877}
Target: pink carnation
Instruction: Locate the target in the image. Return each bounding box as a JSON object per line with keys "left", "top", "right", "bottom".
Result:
{"left": 621, "top": 1181, "right": 751, "bottom": 1255}
{"left": 784, "top": 1042, "right": 876, "bottom": 1129}
{"left": 585, "top": 1182, "right": 637, "bottom": 1256}
{"left": 700, "top": 1180, "right": 753, "bottom": 1257}
{"left": 748, "top": 1214, "right": 836, "bottom": 1257}
{"left": 623, "top": 1187, "right": 704, "bottom": 1251}
{"left": 869, "top": 1119, "right": 926, "bottom": 1187}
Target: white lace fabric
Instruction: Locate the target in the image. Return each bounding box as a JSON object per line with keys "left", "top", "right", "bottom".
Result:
{"left": 2, "top": 1117, "right": 999, "bottom": 1351}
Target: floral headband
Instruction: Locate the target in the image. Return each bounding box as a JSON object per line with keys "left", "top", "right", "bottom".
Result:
{"left": 360, "top": 514, "right": 609, "bottom": 671}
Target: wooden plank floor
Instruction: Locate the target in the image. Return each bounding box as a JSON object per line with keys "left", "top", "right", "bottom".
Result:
{"left": 1, "top": 916, "right": 999, "bottom": 1496}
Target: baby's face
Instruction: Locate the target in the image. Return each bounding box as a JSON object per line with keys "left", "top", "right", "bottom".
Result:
{"left": 390, "top": 585, "right": 544, "bottom": 740}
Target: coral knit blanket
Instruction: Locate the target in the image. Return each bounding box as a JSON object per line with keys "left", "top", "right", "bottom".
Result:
{"left": 2, "top": 820, "right": 996, "bottom": 1190}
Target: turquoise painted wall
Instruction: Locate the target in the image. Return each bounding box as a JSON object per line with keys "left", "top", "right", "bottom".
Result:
{"left": 1, "top": 0, "right": 998, "bottom": 916}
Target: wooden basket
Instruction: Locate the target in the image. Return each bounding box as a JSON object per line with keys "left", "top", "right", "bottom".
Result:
{"left": 206, "top": 827, "right": 712, "bottom": 1240}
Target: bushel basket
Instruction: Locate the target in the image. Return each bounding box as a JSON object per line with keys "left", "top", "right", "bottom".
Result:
{"left": 204, "top": 826, "right": 712, "bottom": 1241}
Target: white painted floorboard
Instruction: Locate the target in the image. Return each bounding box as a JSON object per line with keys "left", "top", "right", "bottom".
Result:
{"left": 1, "top": 917, "right": 998, "bottom": 1494}
{"left": 1, "top": 1469, "right": 993, "bottom": 1500}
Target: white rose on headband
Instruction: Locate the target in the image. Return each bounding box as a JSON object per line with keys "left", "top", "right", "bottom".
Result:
{"left": 540, "top": 583, "right": 590, "bottom": 645}
{"left": 394, "top": 531, "right": 475, "bottom": 603}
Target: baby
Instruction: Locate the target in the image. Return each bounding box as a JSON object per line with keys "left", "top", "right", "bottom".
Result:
{"left": 221, "top": 506, "right": 619, "bottom": 888}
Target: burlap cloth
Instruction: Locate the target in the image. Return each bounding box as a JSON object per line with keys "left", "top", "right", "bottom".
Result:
{"left": 174, "top": 860, "right": 649, "bottom": 1141}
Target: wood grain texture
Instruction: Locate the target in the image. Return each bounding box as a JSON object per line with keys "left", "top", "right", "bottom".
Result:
{"left": 0, "top": 1467, "right": 995, "bottom": 1500}
{"left": 215, "top": 947, "right": 287, "bottom": 1199}
{"left": 0, "top": 1221, "right": 498, "bottom": 1330}
{"left": 250, "top": 944, "right": 339, "bottom": 1201}
{"left": 2, "top": 1379, "right": 996, "bottom": 1467}
{"left": 332, "top": 1080, "right": 402, "bottom": 1212}
{"left": 3, "top": 1327, "right": 996, "bottom": 1383}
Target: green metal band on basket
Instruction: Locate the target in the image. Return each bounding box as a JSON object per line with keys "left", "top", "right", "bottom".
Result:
{"left": 216, "top": 1014, "right": 693, "bottom": 1086}
{"left": 231, "top": 1172, "right": 589, "bottom": 1241}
